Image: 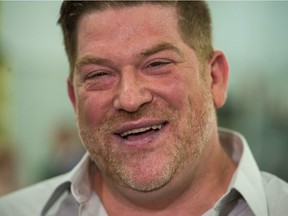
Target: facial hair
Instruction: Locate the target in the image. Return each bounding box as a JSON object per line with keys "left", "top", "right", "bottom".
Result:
{"left": 76, "top": 85, "right": 215, "bottom": 192}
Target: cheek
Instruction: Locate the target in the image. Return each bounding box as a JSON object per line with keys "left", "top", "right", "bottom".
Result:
{"left": 153, "top": 75, "right": 192, "bottom": 111}
{"left": 77, "top": 92, "right": 110, "bottom": 127}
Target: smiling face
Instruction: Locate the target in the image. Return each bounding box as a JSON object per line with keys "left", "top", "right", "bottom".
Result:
{"left": 69, "top": 4, "right": 218, "bottom": 192}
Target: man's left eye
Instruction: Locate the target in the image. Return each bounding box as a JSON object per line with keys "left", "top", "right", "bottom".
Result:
{"left": 148, "top": 61, "right": 171, "bottom": 68}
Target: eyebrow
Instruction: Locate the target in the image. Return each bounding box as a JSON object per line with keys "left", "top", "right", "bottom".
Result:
{"left": 75, "top": 42, "right": 182, "bottom": 71}
{"left": 75, "top": 56, "right": 113, "bottom": 70}
{"left": 139, "top": 42, "right": 183, "bottom": 58}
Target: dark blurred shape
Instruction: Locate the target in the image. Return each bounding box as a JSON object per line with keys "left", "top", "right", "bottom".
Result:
{"left": 38, "top": 122, "right": 85, "bottom": 180}
{"left": 0, "top": 143, "right": 18, "bottom": 195}
{"left": 218, "top": 79, "right": 288, "bottom": 182}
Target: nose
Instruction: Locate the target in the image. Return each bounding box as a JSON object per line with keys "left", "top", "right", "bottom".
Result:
{"left": 113, "top": 68, "right": 153, "bottom": 112}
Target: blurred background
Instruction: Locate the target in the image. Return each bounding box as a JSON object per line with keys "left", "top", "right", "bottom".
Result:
{"left": 0, "top": 1, "right": 288, "bottom": 195}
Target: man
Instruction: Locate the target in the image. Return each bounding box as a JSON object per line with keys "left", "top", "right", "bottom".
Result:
{"left": 1, "top": 1, "right": 288, "bottom": 215}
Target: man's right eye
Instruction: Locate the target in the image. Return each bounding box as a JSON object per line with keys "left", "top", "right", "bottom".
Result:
{"left": 85, "top": 71, "right": 108, "bottom": 80}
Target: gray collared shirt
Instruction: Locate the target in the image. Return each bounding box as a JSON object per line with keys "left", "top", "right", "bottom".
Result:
{"left": 1, "top": 129, "right": 288, "bottom": 215}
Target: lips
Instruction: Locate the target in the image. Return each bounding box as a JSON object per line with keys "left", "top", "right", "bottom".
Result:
{"left": 114, "top": 120, "right": 167, "bottom": 141}
{"left": 119, "top": 124, "right": 163, "bottom": 138}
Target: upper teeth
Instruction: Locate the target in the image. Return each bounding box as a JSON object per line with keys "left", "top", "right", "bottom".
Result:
{"left": 120, "top": 124, "right": 163, "bottom": 137}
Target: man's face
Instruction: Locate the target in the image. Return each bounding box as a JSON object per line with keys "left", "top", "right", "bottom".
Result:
{"left": 70, "top": 4, "right": 216, "bottom": 192}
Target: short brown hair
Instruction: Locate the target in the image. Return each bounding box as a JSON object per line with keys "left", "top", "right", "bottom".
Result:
{"left": 58, "top": 1, "right": 213, "bottom": 80}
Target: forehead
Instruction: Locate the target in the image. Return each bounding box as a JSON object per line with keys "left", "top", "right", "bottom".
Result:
{"left": 76, "top": 4, "right": 182, "bottom": 55}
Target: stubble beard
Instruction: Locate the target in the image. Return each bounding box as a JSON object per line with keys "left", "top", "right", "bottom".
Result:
{"left": 76, "top": 92, "right": 215, "bottom": 193}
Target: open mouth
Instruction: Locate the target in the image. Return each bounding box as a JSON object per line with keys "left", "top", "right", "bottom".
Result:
{"left": 116, "top": 122, "right": 167, "bottom": 140}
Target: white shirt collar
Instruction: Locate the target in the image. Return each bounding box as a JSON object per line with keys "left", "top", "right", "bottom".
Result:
{"left": 218, "top": 128, "right": 268, "bottom": 216}
{"left": 67, "top": 153, "right": 92, "bottom": 204}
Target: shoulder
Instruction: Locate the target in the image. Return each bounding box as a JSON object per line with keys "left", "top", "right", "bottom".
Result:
{"left": 0, "top": 174, "right": 69, "bottom": 216}
{"left": 261, "top": 172, "right": 288, "bottom": 215}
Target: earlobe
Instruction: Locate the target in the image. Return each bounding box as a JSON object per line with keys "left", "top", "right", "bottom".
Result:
{"left": 67, "top": 78, "right": 77, "bottom": 111}
{"left": 209, "top": 51, "right": 229, "bottom": 109}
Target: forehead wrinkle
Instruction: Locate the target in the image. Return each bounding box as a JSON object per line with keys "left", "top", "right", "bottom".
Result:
{"left": 76, "top": 5, "right": 182, "bottom": 69}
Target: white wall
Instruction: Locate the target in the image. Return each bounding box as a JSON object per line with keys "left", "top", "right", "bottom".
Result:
{"left": 2, "top": 1, "right": 74, "bottom": 185}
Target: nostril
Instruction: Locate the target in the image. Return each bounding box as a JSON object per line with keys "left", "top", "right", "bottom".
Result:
{"left": 113, "top": 89, "right": 153, "bottom": 112}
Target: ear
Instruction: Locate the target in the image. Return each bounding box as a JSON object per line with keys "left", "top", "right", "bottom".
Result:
{"left": 67, "top": 78, "right": 77, "bottom": 111}
{"left": 209, "top": 51, "right": 229, "bottom": 109}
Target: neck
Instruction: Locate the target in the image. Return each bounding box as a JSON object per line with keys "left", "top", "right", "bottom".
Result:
{"left": 91, "top": 133, "right": 236, "bottom": 216}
